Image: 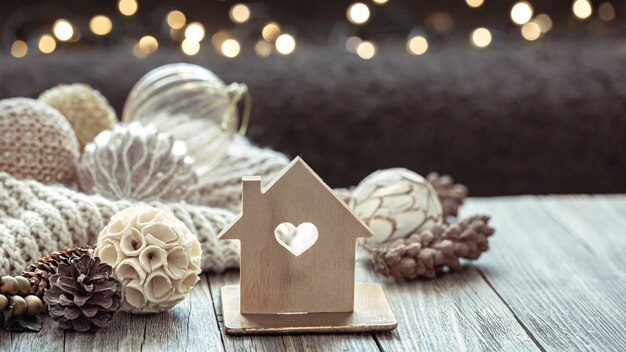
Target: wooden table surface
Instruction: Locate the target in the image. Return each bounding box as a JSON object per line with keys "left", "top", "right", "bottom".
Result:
{"left": 2, "top": 195, "right": 625, "bottom": 351}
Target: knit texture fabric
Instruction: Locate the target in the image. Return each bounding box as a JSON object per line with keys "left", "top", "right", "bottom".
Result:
{"left": 0, "top": 136, "right": 289, "bottom": 275}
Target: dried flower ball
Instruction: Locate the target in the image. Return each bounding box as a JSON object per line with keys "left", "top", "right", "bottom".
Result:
{"left": 39, "top": 83, "right": 117, "bottom": 150}
{"left": 0, "top": 98, "right": 79, "bottom": 185}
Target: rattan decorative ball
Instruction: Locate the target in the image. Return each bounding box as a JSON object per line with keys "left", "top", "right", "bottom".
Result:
{"left": 39, "top": 83, "right": 117, "bottom": 150}
{"left": 0, "top": 98, "right": 79, "bottom": 185}
{"left": 95, "top": 206, "right": 202, "bottom": 313}
{"left": 349, "top": 168, "right": 444, "bottom": 245}
{"left": 78, "top": 122, "right": 198, "bottom": 202}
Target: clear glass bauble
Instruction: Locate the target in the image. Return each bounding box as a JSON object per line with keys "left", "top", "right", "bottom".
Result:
{"left": 122, "top": 63, "right": 248, "bottom": 183}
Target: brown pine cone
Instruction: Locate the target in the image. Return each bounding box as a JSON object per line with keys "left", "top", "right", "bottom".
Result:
{"left": 44, "top": 254, "right": 121, "bottom": 332}
{"left": 427, "top": 172, "right": 469, "bottom": 219}
{"left": 21, "top": 246, "right": 94, "bottom": 298}
{"left": 371, "top": 215, "right": 494, "bottom": 279}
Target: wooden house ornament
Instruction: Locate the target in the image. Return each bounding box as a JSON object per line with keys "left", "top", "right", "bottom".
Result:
{"left": 219, "top": 157, "right": 397, "bottom": 334}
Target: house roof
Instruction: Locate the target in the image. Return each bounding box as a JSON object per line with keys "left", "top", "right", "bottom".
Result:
{"left": 218, "top": 157, "right": 373, "bottom": 240}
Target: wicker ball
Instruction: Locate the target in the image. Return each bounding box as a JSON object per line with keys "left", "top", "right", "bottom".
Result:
{"left": 39, "top": 83, "right": 117, "bottom": 150}
{"left": 349, "top": 168, "right": 443, "bottom": 245}
{"left": 0, "top": 98, "right": 79, "bottom": 185}
{"left": 95, "top": 206, "right": 202, "bottom": 313}
{"left": 78, "top": 122, "right": 198, "bottom": 202}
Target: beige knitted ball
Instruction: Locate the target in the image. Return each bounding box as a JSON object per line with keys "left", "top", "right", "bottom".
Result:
{"left": 39, "top": 83, "right": 117, "bottom": 150}
{"left": 95, "top": 206, "right": 202, "bottom": 313}
{"left": 0, "top": 98, "right": 79, "bottom": 185}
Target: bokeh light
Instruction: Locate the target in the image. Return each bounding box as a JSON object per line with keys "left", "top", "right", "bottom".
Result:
{"left": 534, "top": 14, "right": 553, "bottom": 33}
{"left": 521, "top": 21, "right": 541, "bottom": 41}
{"left": 255, "top": 40, "right": 273, "bottom": 57}
{"left": 346, "top": 36, "right": 362, "bottom": 53}
{"left": 38, "top": 34, "right": 56, "bottom": 54}
{"left": 471, "top": 27, "right": 492, "bottom": 48}
{"left": 230, "top": 4, "right": 251, "bottom": 23}
{"left": 466, "top": 0, "right": 484, "bottom": 8}
{"left": 598, "top": 3, "right": 615, "bottom": 22}
{"left": 10, "top": 40, "right": 28, "bottom": 58}
{"left": 373, "top": 0, "right": 389, "bottom": 4}
{"left": 118, "top": 0, "right": 138, "bottom": 16}
{"left": 407, "top": 35, "right": 428, "bottom": 55}
{"left": 138, "top": 35, "right": 158, "bottom": 54}
{"left": 166, "top": 10, "right": 186, "bottom": 29}
{"left": 511, "top": 2, "right": 534, "bottom": 25}
{"left": 347, "top": 3, "right": 370, "bottom": 25}
{"left": 221, "top": 39, "right": 241, "bottom": 58}
{"left": 262, "top": 22, "right": 281, "bottom": 42}
{"left": 185, "top": 22, "right": 205, "bottom": 42}
{"left": 90, "top": 15, "right": 113, "bottom": 36}
{"left": 181, "top": 39, "right": 200, "bottom": 56}
{"left": 53, "top": 19, "right": 74, "bottom": 41}
{"left": 356, "top": 41, "right": 375, "bottom": 59}
{"left": 275, "top": 34, "right": 296, "bottom": 55}
{"left": 573, "top": 0, "right": 592, "bottom": 20}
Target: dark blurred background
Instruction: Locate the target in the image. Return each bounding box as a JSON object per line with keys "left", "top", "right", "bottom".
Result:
{"left": 1, "top": 0, "right": 625, "bottom": 195}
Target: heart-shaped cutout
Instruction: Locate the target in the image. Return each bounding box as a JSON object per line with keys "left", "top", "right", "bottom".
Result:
{"left": 274, "top": 222, "right": 319, "bottom": 256}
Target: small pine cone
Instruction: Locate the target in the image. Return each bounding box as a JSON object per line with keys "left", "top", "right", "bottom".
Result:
{"left": 44, "top": 254, "right": 121, "bottom": 332}
{"left": 21, "top": 246, "right": 94, "bottom": 298}
{"left": 427, "top": 172, "right": 469, "bottom": 219}
{"left": 371, "top": 215, "right": 494, "bottom": 280}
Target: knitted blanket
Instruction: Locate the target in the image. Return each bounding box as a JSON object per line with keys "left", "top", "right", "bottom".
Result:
{"left": 0, "top": 136, "right": 289, "bottom": 275}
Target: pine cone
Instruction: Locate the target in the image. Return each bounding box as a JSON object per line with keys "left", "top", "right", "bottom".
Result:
{"left": 427, "top": 172, "right": 469, "bottom": 219}
{"left": 44, "top": 254, "right": 121, "bottom": 332}
{"left": 21, "top": 246, "right": 94, "bottom": 298}
{"left": 371, "top": 215, "right": 494, "bottom": 279}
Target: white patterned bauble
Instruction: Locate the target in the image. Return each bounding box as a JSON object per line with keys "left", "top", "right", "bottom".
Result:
{"left": 95, "top": 206, "right": 202, "bottom": 313}
{"left": 349, "top": 168, "right": 443, "bottom": 245}
{"left": 78, "top": 122, "right": 198, "bottom": 202}
{"left": 122, "top": 63, "right": 248, "bottom": 182}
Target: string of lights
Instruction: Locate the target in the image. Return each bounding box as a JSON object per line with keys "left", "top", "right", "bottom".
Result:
{"left": 3, "top": 0, "right": 619, "bottom": 60}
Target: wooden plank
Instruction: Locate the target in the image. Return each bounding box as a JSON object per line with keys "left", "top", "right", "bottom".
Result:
{"left": 540, "top": 195, "right": 626, "bottom": 270}
{"left": 463, "top": 196, "right": 626, "bottom": 351}
{"left": 64, "top": 275, "right": 222, "bottom": 351}
{"left": 6, "top": 315, "right": 63, "bottom": 352}
{"left": 358, "top": 262, "right": 539, "bottom": 351}
{"left": 208, "top": 269, "right": 380, "bottom": 351}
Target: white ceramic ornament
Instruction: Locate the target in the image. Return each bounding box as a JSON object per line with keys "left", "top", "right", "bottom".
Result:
{"left": 122, "top": 63, "right": 249, "bottom": 182}
{"left": 95, "top": 206, "right": 202, "bottom": 313}
{"left": 78, "top": 122, "right": 198, "bottom": 202}
{"left": 349, "top": 168, "right": 443, "bottom": 245}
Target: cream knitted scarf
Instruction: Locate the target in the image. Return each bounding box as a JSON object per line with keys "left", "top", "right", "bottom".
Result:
{"left": 0, "top": 136, "right": 289, "bottom": 275}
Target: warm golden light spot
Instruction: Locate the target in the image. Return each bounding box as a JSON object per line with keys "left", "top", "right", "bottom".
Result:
{"left": 346, "top": 36, "right": 362, "bottom": 53}
{"left": 427, "top": 12, "right": 453, "bottom": 33}
{"left": 356, "top": 41, "right": 375, "bottom": 60}
{"left": 181, "top": 39, "right": 200, "bottom": 56}
{"left": 275, "top": 34, "right": 296, "bottom": 55}
{"left": 185, "top": 22, "right": 205, "bottom": 42}
{"left": 138, "top": 35, "right": 158, "bottom": 54}
{"left": 573, "top": 0, "right": 592, "bottom": 20}
{"left": 511, "top": 2, "right": 533, "bottom": 25}
{"left": 599, "top": 3, "right": 616, "bottom": 22}
{"left": 255, "top": 40, "right": 273, "bottom": 57}
{"left": 38, "top": 34, "right": 56, "bottom": 54}
{"left": 230, "top": 4, "right": 251, "bottom": 23}
{"left": 53, "top": 19, "right": 74, "bottom": 41}
{"left": 90, "top": 15, "right": 113, "bottom": 36}
{"left": 373, "top": 0, "right": 389, "bottom": 4}
{"left": 211, "top": 30, "right": 230, "bottom": 50}
{"left": 466, "top": 0, "right": 484, "bottom": 8}
{"left": 221, "top": 39, "right": 241, "bottom": 58}
{"left": 166, "top": 10, "right": 186, "bottom": 29}
{"left": 10, "top": 40, "right": 28, "bottom": 58}
{"left": 407, "top": 36, "right": 428, "bottom": 55}
{"left": 470, "top": 27, "right": 492, "bottom": 48}
{"left": 262, "top": 22, "right": 281, "bottom": 41}
{"left": 118, "top": 0, "right": 138, "bottom": 16}
{"left": 521, "top": 21, "right": 541, "bottom": 41}
{"left": 534, "top": 14, "right": 553, "bottom": 33}
{"left": 347, "top": 3, "right": 370, "bottom": 25}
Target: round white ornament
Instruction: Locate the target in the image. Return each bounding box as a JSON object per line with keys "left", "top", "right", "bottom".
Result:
{"left": 349, "top": 168, "right": 443, "bottom": 245}
{"left": 122, "top": 63, "right": 248, "bottom": 181}
{"left": 95, "top": 206, "right": 202, "bottom": 313}
{"left": 78, "top": 122, "right": 198, "bottom": 202}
